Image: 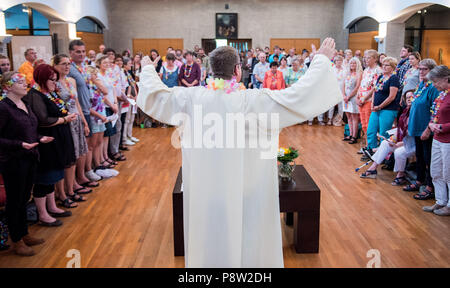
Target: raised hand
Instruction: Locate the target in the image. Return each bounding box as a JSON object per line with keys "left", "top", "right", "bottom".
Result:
{"left": 315, "top": 38, "right": 336, "bottom": 60}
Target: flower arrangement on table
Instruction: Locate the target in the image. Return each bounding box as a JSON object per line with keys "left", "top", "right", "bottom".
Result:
{"left": 277, "top": 147, "right": 299, "bottom": 181}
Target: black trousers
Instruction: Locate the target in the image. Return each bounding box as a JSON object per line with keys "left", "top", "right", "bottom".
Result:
{"left": 415, "top": 136, "right": 433, "bottom": 187}
{"left": 120, "top": 112, "right": 127, "bottom": 145}
{"left": 2, "top": 157, "right": 37, "bottom": 243}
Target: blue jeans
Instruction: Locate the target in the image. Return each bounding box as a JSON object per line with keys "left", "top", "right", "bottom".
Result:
{"left": 367, "top": 109, "right": 398, "bottom": 149}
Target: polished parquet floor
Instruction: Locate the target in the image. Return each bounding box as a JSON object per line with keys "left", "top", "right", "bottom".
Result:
{"left": 1, "top": 124, "right": 449, "bottom": 268}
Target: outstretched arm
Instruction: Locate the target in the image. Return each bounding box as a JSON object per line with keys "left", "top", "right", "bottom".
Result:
{"left": 137, "top": 56, "right": 188, "bottom": 125}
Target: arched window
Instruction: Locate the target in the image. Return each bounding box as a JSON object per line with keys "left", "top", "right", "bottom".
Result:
{"left": 76, "top": 17, "right": 103, "bottom": 34}
{"left": 349, "top": 17, "right": 379, "bottom": 34}
{"left": 5, "top": 4, "right": 50, "bottom": 35}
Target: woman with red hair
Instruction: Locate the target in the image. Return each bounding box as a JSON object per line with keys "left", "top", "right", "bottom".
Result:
{"left": 24, "top": 64, "right": 78, "bottom": 226}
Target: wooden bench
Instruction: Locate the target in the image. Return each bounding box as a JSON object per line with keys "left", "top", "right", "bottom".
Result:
{"left": 172, "top": 165, "right": 320, "bottom": 256}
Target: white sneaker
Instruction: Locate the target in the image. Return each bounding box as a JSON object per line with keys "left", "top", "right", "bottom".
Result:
{"left": 95, "top": 169, "right": 114, "bottom": 179}
{"left": 106, "top": 169, "right": 119, "bottom": 177}
{"left": 86, "top": 170, "right": 102, "bottom": 181}
{"left": 123, "top": 139, "right": 135, "bottom": 146}
{"left": 130, "top": 137, "right": 139, "bottom": 143}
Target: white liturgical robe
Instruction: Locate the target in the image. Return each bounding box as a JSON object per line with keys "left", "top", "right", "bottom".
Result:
{"left": 137, "top": 54, "right": 342, "bottom": 268}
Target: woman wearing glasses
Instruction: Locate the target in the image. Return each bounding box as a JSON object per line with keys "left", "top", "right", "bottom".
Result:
{"left": 24, "top": 64, "right": 78, "bottom": 227}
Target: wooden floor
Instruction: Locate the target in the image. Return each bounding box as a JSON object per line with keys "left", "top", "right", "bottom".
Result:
{"left": 1, "top": 124, "right": 449, "bottom": 268}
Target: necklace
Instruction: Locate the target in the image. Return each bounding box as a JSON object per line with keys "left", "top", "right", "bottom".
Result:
{"left": 375, "top": 74, "right": 391, "bottom": 92}
{"left": 411, "top": 81, "right": 432, "bottom": 102}
{"left": 34, "top": 85, "right": 68, "bottom": 115}
{"left": 431, "top": 90, "right": 448, "bottom": 124}
{"left": 184, "top": 63, "right": 193, "bottom": 78}
{"left": 206, "top": 78, "right": 245, "bottom": 94}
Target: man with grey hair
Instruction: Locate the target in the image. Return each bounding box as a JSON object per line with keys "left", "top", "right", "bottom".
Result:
{"left": 137, "top": 38, "right": 341, "bottom": 268}
{"left": 253, "top": 52, "right": 270, "bottom": 89}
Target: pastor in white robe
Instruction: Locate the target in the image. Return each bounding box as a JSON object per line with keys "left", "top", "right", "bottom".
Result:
{"left": 137, "top": 54, "right": 342, "bottom": 268}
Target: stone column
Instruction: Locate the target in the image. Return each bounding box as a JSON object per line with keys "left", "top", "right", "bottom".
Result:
{"left": 49, "top": 22, "right": 78, "bottom": 55}
{"left": 378, "top": 22, "right": 406, "bottom": 59}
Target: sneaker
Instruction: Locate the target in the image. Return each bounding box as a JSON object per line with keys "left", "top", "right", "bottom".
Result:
{"left": 360, "top": 170, "right": 377, "bottom": 179}
{"left": 357, "top": 147, "right": 366, "bottom": 155}
{"left": 86, "top": 170, "right": 102, "bottom": 182}
{"left": 130, "top": 137, "right": 140, "bottom": 143}
{"left": 319, "top": 121, "right": 325, "bottom": 126}
{"left": 433, "top": 206, "right": 450, "bottom": 216}
{"left": 106, "top": 169, "right": 119, "bottom": 177}
{"left": 423, "top": 204, "right": 445, "bottom": 213}
{"left": 123, "top": 139, "right": 135, "bottom": 146}
{"left": 308, "top": 121, "right": 313, "bottom": 126}
{"left": 94, "top": 169, "right": 114, "bottom": 179}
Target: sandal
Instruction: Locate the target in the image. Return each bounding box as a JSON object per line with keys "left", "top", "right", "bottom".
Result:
{"left": 119, "top": 146, "right": 130, "bottom": 151}
{"left": 348, "top": 137, "right": 358, "bottom": 144}
{"left": 68, "top": 192, "right": 87, "bottom": 202}
{"left": 59, "top": 198, "right": 78, "bottom": 208}
{"left": 403, "top": 182, "right": 422, "bottom": 192}
{"left": 391, "top": 177, "right": 407, "bottom": 186}
{"left": 74, "top": 187, "right": 92, "bottom": 195}
{"left": 106, "top": 158, "right": 118, "bottom": 166}
{"left": 414, "top": 189, "right": 434, "bottom": 200}
{"left": 360, "top": 170, "right": 377, "bottom": 179}
{"left": 79, "top": 181, "right": 99, "bottom": 188}
{"left": 112, "top": 153, "right": 126, "bottom": 161}
{"left": 101, "top": 160, "right": 115, "bottom": 169}
{"left": 342, "top": 136, "right": 351, "bottom": 141}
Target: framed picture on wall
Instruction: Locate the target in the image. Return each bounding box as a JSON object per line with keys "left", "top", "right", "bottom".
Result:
{"left": 216, "top": 13, "right": 238, "bottom": 39}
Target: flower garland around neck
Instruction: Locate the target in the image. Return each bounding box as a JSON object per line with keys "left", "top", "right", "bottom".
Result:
{"left": 375, "top": 74, "right": 392, "bottom": 92}
{"left": 62, "top": 77, "right": 77, "bottom": 100}
{"left": 184, "top": 63, "right": 193, "bottom": 78}
{"left": 430, "top": 90, "right": 448, "bottom": 124}
{"left": 1, "top": 73, "right": 26, "bottom": 102}
{"left": 206, "top": 77, "right": 246, "bottom": 94}
{"left": 34, "top": 84, "right": 68, "bottom": 115}
{"left": 72, "top": 59, "right": 91, "bottom": 87}
{"left": 410, "top": 81, "right": 432, "bottom": 102}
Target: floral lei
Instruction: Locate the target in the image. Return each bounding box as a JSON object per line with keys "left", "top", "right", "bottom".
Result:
{"left": 206, "top": 77, "right": 246, "bottom": 94}
{"left": 72, "top": 59, "right": 91, "bottom": 87}
{"left": 34, "top": 84, "right": 68, "bottom": 115}
{"left": 430, "top": 90, "right": 448, "bottom": 124}
{"left": 375, "top": 75, "right": 391, "bottom": 92}
{"left": 410, "top": 81, "right": 432, "bottom": 102}
{"left": 1, "top": 73, "right": 26, "bottom": 101}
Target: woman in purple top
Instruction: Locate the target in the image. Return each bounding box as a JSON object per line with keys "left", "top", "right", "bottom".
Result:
{"left": 178, "top": 51, "right": 201, "bottom": 87}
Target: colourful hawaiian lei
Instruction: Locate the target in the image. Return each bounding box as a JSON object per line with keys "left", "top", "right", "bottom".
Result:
{"left": 375, "top": 75, "right": 391, "bottom": 92}
{"left": 1, "top": 73, "right": 26, "bottom": 101}
{"left": 34, "top": 84, "right": 68, "bottom": 115}
{"left": 430, "top": 90, "right": 448, "bottom": 124}
{"left": 206, "top": 77, "right": 246, "bottom": 94}
{"left": 410, "top": 81, "right": 432, "bottom": 102}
